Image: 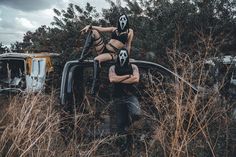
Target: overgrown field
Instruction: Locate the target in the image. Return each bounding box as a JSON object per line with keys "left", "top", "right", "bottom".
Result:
{"left": 0, "top": 54, "right": 236, "bottom": 157}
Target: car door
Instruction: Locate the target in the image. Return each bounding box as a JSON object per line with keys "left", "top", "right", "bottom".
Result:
{"left": 26, "top": 58, "right": 46, "bottom": 92}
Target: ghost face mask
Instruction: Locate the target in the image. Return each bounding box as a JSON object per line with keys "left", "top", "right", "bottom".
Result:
{"left": 118, "top": 14, "right": 129, "bottom": 32}
{"left": 115, "top": 48, "right": 133, "bottom": 75}
{"left": 119, "top": 49, "right": 128, "bottom": 67}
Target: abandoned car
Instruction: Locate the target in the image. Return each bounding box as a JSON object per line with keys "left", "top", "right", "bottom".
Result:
{"left": 60, "top": 59, "right": 198, "bottom": 106}
{"left": 204, "top": 55, "right": 236, "bottom": 98}
{"left": 0, "top": 52, "right": 59, "bottom": 93}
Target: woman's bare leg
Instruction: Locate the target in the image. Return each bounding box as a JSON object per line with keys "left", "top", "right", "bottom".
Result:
{"left": 94, "top": 53, "right": 115, "bottom": 63}
{"left": 91, "top": 30, "right": 116, "bottom": 95}
{"left": 91, "top": 29, "right": 105, "bottom": 54}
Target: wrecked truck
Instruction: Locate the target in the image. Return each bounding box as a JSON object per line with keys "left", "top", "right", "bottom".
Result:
{"left": 0, "top": 52, "right": 59, "bottom": 93}
{"left": 60, "top": 59, "right": 199, "bottom": 108}
{"left": 204, "top": 55, "right": 236, "bottom": 99}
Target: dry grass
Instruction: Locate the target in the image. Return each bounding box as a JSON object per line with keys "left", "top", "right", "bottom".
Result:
{"left": 0, "top": 92, "right": 63, "bottom": 157}
{"left": 143, "top": 50, "right": 234, "bottom": 157}
{"left": 0, "top": 52, "right": 235, "bottom": 156}
{"left": 0, "top": 92, "right": 123, "bottom": 157}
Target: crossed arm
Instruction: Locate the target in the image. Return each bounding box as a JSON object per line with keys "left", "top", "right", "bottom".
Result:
{"left": 109, "top": 64, "right": 140, "bottom": 84}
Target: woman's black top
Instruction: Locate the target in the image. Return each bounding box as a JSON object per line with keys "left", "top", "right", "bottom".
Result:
{"left": 111, "top": 30, "right": 128, "bottom": 44}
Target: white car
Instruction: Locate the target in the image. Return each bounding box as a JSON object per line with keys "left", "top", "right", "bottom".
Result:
{"left": 205, "top": 55, "right": 236, "bottom": 85}
{"left": 0, "top": 52, "right": 59, "bottom": 93}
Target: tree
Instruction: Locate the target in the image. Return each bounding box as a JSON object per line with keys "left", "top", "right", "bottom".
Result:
{"left": 0, "top": 43, "right": 9, "bottom": 54}
{"left": 115, "top": 0, "right": 236, "bottom": 58}
{"left": 10, "top": 42, "right": 25, "bottom": 53}
{"left": 49, "top": 3, "right": 100, "bottom": 63}
{"left": 13, "top": 0, "right": 236, "bottom": 65}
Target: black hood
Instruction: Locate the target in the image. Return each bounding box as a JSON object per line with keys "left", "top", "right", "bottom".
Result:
{"left": 115, "top": 48, "right": 133, "bottom": 75}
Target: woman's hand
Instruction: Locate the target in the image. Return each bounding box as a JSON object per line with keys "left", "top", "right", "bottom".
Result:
{"left": 80, "top": 25, "right": 92, "bottom": 34}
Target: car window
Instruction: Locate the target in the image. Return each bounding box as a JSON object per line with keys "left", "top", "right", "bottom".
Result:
{"left": 32, "top": 59, "right": 39, "bottom": 76}
{"left": 38, "top": 60, "right": 46, "bottom": 77}
{"left": 31, "top": 59, "right": 46, "bottom": 77}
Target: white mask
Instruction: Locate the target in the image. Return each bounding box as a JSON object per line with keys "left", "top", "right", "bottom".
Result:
{"left": 119, "top": 49, "right": 128, "bottom": 67}
{"left": 119, "top": 15, "right": 128, "bottom": 31}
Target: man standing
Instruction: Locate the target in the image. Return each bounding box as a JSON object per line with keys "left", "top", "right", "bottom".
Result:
{"left": 109, "top": 48, "right": 141, "bottom": 134}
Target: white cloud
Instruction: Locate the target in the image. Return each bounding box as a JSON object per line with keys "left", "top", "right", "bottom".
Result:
{"left": 0, "top": 5, "right": 54, "bottom": 46}
{"left": 15, "top": 17, "right": 36, "bottom": 29}
{"left": 62, "top": 0, "right": 69, "bottom": 3}
{"left": 17, "top": 9, "right": 54, "bottom": 28}
{"left": 0, "top": 0, "right": 58, "bottom": 12}
{"left": 41, "top": 9, "right": 54, "bottom": 16}
{"left": 0, "top": 0, "right": 117, "bottom": 46}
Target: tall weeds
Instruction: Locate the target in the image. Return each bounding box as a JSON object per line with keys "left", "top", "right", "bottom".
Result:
{"left": 0, "top": 92, "right": 63, "bottom": 157}
{"left": 149, "top": 52, "right": 231, "bottom": 157}
{"left": 0, "top": 54, "right": 234, "bottom": 156}
{"left": 0, "top": 32, "right": 235, "bottom": 156}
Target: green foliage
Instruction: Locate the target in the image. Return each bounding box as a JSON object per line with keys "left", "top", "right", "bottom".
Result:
{"left": 10, "top": 0, "right": 236, "bottom": 65}
{"left": 0, "top": 43, "right": 9, "bottom": 54}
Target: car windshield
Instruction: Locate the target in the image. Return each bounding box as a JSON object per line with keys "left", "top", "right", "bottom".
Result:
{"left": 0, "top": 59, "right": 25, "bottom": 81}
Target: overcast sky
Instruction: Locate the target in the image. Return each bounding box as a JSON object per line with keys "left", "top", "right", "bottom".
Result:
{"left": 0, "top": 0, "right": 113, "bottom": 47}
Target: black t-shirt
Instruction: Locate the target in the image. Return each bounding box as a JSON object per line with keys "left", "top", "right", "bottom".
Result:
{"left": 113, "top": 83, "right": 136, "bottom": 98}
{"left": 112, "top": 63, "right": 137, "bottom": 98}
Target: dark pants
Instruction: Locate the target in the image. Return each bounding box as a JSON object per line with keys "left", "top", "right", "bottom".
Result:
{"left": 112, "top": 95, "right": 141, "bottom": 134}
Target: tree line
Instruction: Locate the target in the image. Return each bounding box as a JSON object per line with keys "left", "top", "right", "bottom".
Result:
{"left": 0, "top": 0, "right": 235, "bottom": 64}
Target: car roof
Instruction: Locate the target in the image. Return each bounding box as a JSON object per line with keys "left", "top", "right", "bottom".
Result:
{"left": 0, "top": 52, "right": 60, "bottom": 59}
{"left": 205, "top": 55, "right": 236, "bottom": 65}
